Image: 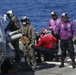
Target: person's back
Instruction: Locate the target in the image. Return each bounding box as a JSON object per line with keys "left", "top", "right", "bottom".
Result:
{"left": 5, "top": 10, "right": 21, "bottom": 62}
{"left": 35, "top": 29, "right": 57, "bottom": 62}
{"left": 11, "top": 15, "right": 20, "bottom": 30}
{"left": 5, "top": 10, "right": 20, "bottom": 32}
{"left": 37, "top": 34, "right": 57, "bottom": 49}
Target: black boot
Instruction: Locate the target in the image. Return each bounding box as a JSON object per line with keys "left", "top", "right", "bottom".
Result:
{"left": 71, "top": 59, "right": 75, "bottom": 69}
{"left": 55, "top": 53, "right": 59, "bottom": 62}
{"left": 59, "top": 61, "right": 64, "bottom": 68}
{"left": 37, "top": 58, "right": 42, "bottom": 63}
{"left": 72, "top": 62, "right": 75, "bottom": 69}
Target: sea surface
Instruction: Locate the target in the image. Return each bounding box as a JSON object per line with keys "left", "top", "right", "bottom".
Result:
{"left": 0, "top": 0, "right": 76, "bottom": 32}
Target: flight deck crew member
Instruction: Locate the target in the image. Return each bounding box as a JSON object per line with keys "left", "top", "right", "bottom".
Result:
{"left": 48, "top": 11, "right": 61, "bottom": 61}
{"left": 56, "top": 13, "right": 75, "bottom": 69}
{"left": 35, "top": 28, "right": 57, "bottom": 62}
{"left": 5, "top": 10, "right": 21, "bottom": 62}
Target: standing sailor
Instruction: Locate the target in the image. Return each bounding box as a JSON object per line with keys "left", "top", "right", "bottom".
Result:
{"left": 21, "top": 16, "right": 36, "bottom": 71}
{"left": 48, "top": 11, "right": 61, "bottom": 61}
{"left": 56, "top": 13, "right": 75, "bottom": 69}
{"left": 35, "top": 28, "right": 57, "bottom": 62}
{"left": 5, "top": 10, "right": 21, "bottom": 62}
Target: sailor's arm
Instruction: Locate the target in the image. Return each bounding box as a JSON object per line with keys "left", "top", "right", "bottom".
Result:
{"left": 8, "top": 28, "right": 22, "bottom": 36}
{"left": 5, "top": 20, "right": 13, "bottom": 33}
{"left": 30, "top": 27, "right": 36, "bottom": 46}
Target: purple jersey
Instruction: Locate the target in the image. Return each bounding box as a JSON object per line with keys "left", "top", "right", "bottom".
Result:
{"left": 48, "top": 18, "right": 61, "bottom": 32}
{"left": 56, "top": 20, "right": 75, "bottom": 40}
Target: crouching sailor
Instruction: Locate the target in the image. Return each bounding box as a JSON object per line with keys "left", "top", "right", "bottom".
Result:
{"left": 34, "top": 28, "right": 57, "bottom": 63}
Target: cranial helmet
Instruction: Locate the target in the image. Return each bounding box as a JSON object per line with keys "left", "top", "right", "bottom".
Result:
{"left": 61, "top": 12, "right": 69, "bottom": 18}
{"left": 41, "top": 28, "right": 47, "bottom": 34}
{"left": 7, "top": 10, "right": 14, "bottom": 18}
{"left": 21, "top": 16, "right": 29, "bottom": 23}
{"left": 51, "top": 11, "right": 58, "bottom": 16}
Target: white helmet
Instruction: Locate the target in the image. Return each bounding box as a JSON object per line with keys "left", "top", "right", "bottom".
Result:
{"left": 21, "top": 16, "right": 30, "bottom": 23}
{"left": 7, "top": 10, "right": 14, "bottom": 18}
{"left": 61, "top": 12, "right": 69, "bottom": 18}
{"left": 51, "top": 11, "right": 58, "bottom": 16}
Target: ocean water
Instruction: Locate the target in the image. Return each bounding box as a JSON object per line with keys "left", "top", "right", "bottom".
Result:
{"left": 0, "top": 0, "right": 76, "bottom": 32}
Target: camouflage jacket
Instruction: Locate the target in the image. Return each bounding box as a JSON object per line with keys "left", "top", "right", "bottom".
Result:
{"left": 16, "top": 24, "right": 36, "bottom": 44}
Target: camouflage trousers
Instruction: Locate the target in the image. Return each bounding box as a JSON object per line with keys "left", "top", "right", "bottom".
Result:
{"left": 23, "top": 44, "right": 36, "bottom": 71}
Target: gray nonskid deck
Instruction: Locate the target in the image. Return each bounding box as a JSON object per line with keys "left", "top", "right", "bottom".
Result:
{"left": 5, "top": 42, "right": 76, "bottom": 75}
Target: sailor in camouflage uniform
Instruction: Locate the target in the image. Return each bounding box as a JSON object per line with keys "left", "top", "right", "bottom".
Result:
{"left": 12, "top": 16, "right": 36, "bottom": 71}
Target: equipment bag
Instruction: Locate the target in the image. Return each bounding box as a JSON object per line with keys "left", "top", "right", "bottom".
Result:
{"left": 20, "top": 36, "right": 30, "bottom": 44}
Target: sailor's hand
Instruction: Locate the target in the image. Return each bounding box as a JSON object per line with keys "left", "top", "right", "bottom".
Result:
{"left": 30, "top": 43, "right": 35, "bottom": 48}
{"left": 54, "top": 32, "right": 56, "bottom": 34}
{"left": 49, "top": 26, "right": 53, "bottom": 30}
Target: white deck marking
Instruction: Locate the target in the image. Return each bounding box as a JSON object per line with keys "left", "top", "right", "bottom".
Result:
{"left": 46, "top": 61, "right": 74, "bottom": 68}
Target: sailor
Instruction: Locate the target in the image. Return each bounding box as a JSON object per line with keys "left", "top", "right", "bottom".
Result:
{"left": 56, "top": 13, "right": 75, "bottom": 69}
{"left": 34, "top": 28, "right": 57, "bottom": 62}
{"left": 48, "top": 11, "right": 61, "bottom": 61}
{"left": 10, "top": 16, "right": 36, "bottom": 71}
{"left": 5, "top": 10, "right": 21, "bottom": 62}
